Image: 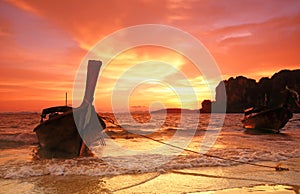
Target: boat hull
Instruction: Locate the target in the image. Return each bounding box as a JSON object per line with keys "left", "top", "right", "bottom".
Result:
{"left": 34, "top": 108, "right": 106, "bottom": 158}
{"left": 242, "top": 107, "right": 292, "bottom": 133}
{"left": 34, "top": 111, "right": 83, "bottom": 157}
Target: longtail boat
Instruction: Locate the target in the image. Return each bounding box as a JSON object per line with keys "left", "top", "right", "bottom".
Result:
{"left": 33, "top": 60, "right": 106, "bottom": 158}
{"left": 241, "top": 86, "right": 300, "bottom": 133}
{"left": 242, "top": 106, "right": 293, "bottom": 133}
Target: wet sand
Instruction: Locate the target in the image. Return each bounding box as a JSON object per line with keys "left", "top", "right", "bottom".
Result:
{"left": 1, "top": 157, "right": 299, "bottom": 193}
{"left": 198, "top": 185, "right": 299, "bottom": 194}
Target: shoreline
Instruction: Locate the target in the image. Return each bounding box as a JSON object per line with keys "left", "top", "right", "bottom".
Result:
{"left": 108, "top": 157, "right": 300, "bottom": 193}
{"left": 1, "top": 157, "right": 299, "bottom": 193}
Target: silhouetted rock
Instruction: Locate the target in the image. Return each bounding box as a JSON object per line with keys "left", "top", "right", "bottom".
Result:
{"left": 200, "top": 100, "right": 212, "bottom": 113}
{"left": 200, "top": 69, "right": 300, "bottom": 113}
{"left": 225, "top": 76, "right": 258, "bottom": 112}
{"left": 267, "top": 70, "right": 300, "bottom": 110}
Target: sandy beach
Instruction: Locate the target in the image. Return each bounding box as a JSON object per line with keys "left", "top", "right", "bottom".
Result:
{"left": 1, "top": 157, "right": 299, "bottom": 194}
{"left": 107, "top": 157, "right": 300, "bottom": 193}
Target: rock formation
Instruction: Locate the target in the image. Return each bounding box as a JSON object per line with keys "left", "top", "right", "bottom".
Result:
{"left": 200, "top": 69, "right": 300, "bottom": 113}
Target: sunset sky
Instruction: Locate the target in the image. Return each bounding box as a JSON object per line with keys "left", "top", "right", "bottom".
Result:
{"left": 0, "top": 0, "right": 300, "bottom": 112}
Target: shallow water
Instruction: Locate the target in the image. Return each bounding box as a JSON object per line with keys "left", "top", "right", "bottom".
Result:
{"left": 0, "top": 112, "right": 299, "bottom": 193}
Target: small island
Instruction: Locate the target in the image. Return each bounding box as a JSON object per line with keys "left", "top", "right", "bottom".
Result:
{"left": 151, "top": 108, "right": 198, "bottom": 114}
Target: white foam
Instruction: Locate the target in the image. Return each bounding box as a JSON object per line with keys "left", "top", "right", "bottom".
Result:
{"left": 0, "top": 133, "right": 37, "bottom": 144}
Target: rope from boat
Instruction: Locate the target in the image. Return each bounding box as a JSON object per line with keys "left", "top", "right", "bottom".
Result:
{"left": 99, "top": 116, "right": 289, "bottom": 171}
{"left": 138, "top": 133, "right": 288, "bottom": 171}
{"left": 111, "top": 173, "right": 161, "bottom": 192}
{"left": 171, "top": 170, "right": 277, "bottom": 183}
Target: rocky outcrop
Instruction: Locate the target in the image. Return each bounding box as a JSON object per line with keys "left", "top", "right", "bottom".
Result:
{"left": 201, "top": 69, "right": 300, "bottom": 113}
{"left": 199, "top": 100, "right": 212, "bottom": 113}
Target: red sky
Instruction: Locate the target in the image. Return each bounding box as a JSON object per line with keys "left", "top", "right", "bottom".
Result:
{"left": 0, "top": 0, "right": 300, "bottom": 112}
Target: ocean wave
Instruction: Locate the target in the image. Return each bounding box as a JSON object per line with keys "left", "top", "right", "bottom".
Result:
{"left": 0, "top": 113, "right": 299, "bottom": 179}
{"left": 1, "top": 148, "right": 300, "bottom": 179}
{"left": 0, "top": 133, "right": 37, "bottom": 145}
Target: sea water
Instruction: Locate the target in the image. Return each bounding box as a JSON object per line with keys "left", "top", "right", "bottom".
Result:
{"left": 0, "top": 112, "right": 299, "bottom": 193}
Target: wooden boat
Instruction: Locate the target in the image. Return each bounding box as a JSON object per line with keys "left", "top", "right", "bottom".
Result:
{"left": 33, "top": 60, "right": 106, "bottom": 158}
{"left": 242, "top": 106, "right": 293, "bottom": 133}
{"left": 242, "top": 86, "right": 300, "bottom": 133}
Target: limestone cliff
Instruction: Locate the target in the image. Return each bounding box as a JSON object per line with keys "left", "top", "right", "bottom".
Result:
{"left": 200, "top": 69, "right": 300, "bottom": 113}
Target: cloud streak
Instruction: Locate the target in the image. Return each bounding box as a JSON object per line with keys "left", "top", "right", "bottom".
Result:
{"left": 1, "top": 0, "right": 300, "bottom": 111}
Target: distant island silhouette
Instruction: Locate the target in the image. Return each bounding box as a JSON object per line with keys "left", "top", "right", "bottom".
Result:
{"left": 151, "top": 108, "right": 198, "bottom": 114}
{"left": 200, "top": 69, "right": 300, "bottom": 113}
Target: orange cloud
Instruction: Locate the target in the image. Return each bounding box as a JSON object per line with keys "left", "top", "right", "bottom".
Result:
{"left": 1, "top": 0, "right": 300, "bottom": 112}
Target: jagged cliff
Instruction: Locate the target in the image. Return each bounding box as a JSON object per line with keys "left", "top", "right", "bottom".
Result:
{"left": 200, "top": 69, "right": 300, "bottom": 113}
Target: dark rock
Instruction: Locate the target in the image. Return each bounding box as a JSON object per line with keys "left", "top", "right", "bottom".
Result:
{"left": 200, "top": 100, "right": 212, "bottom": 113}
{"left": 200, "top": 69, "right": 300, "bottom": 113}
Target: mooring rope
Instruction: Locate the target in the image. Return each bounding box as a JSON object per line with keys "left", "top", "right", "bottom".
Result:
{"left": 100, "top": 116, "right": 289, "bottom": 171}
{"left": 137, "top": 133, "right": 288, "bottom": 171}
{"left": 111, "top": 173, "right": 161, "bottom": 192}
{"left": 171, "top": 170, "right": 277, "bottom": 183}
